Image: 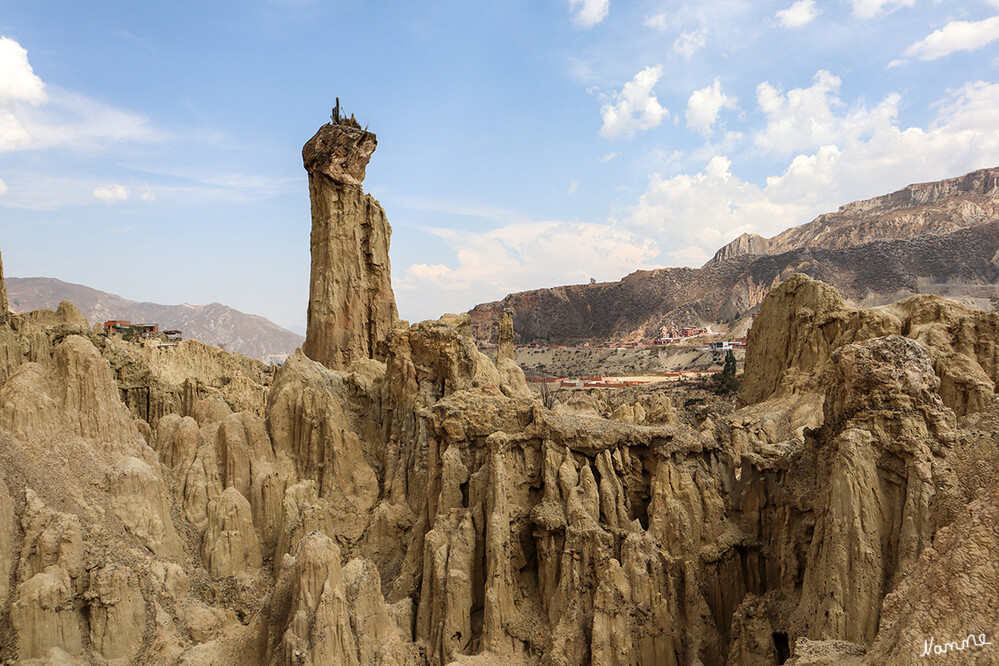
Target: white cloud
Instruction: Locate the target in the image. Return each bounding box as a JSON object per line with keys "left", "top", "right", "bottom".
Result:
{"left": 686, "top": 79, "right": 738, "bottom": 137}
{"left": 775, "top": 0, "right": 820, "bottom": 28}
{"left": 626, "top": 79, "right": 999, "bottom": 264}
{"left": 140, "top": 184, "right": 156, "bottom": 202}
{"left": 902, "top": 16, "right": 999, "bottom": 61}
{"left": 755, "top": 70, "right": 900, "bottom": 155}
{"left": 600, "top": 152, "right": 620, "bottom": 162}
{"left": 405, "top": 263, "right": 452, "bottom": 284}
{"left": 568, "top": 180, "right": 578, "bottom": 194}
{"left": 673, "top": 30, "right": 707, "bottom": 60}
{"left": 600, "top": 65, "right": 669, "bottom": 140}
{"left": 627, "top": 156, "right": 789, "bottom": 256}
{"left": 0, "top": 37, "right": 159, "bottom": 154}
{"left": 644, "top": 12, "right": 669, "bottom": 30}
{"left": 0, "top": 179, "right": 7, "bottom": 195}
{"left": 568, "top": 0, "right": 609, "bottom": 28}
{"left": 93, "top": 183, "right": 129, "bottom": 203}
{"left": 0, "top": 37, "right": 46, "bottom": 106}
{"left": 0, "top": 36, "right": 47, "bottom": 152}
{"left": 850, "top": 0, "right": 915, "bottom": 19}
{"left": 107, "top": 225, "right": 134, "bottom": 234}
{"left": 397, "top": 220, "right": 660, "bottom": 320}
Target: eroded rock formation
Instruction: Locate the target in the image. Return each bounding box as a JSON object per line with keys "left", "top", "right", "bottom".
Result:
{"left": 2, "top": 135, "right": 999, "bottom": 666}
{"left": 740, "top": 272, "right": 999, "bottom": 417}
{"left": 0, "top": 248, "right": 8, "bottom": 326}
{"left": 302, "top": 123, "right": 398, "bottom": 371}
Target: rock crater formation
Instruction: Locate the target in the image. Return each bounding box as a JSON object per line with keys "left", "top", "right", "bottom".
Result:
{"left": 1, "top": 131, "right": 998, "bottom": 665}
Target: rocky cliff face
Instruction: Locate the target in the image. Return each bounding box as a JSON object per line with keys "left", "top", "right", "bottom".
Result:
{"left": 2, "top": 133, "right": 999, "bottom": 665}
{"left": 710, "top": 166, "right": 999, "bottom": 264}
{"left": 709, "top": 232, "right": 771, "bottom": 264}
{"left": 470, "top": 165, "right": 999, "bottom": 344}
{"left": 739, "top": 272, "right": 999, "bottom": 418}
{"left": 0, "top": 249, "right": 7, "bottom": 326}
{"left": 302, "top": 123, "right": 398, "bottom": 371}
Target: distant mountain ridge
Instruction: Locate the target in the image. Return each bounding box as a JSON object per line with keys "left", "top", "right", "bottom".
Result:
{"left": 707, "top": 167, "right": 999, "bottom": 264}
{"left": 7, "top": 277, "right": 303, "bottom": 364}
{"left": 469, "top": 166, "right": 999, "bottom": 343}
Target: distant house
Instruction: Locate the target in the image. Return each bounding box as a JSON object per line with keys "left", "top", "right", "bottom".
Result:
{"left": 103, "top": 320, "right": 176, "bottom": 341}
{"left": 709, "top": 341, "right": 733, "bottom": 351}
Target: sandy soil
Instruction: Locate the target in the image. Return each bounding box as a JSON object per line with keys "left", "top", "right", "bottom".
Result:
{"left": 484, "top": 344, "right": 744, "bottom": 379}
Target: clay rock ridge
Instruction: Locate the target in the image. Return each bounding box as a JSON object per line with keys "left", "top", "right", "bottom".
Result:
{"left": 5, "top": 164, "right": 999, "bottom": 664}
{"left": 3, "top": 270, "right": 999, "bottom": 665}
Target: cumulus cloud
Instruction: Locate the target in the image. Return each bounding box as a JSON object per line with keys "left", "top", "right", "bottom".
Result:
{"left": 140, "top": 184, "right": 156, "bottom": 202}
{"left": 626, "top": 79, "right": 999, "bottom": 264}
{"left": 775, "top": 0, "right": 820, "bottom": 28}
{"left": 600, "top": 65, "right": 669, "bottom": 140}
{"left": 686, "top": 79, "right": 738, "bottom": 137}
{"left": 644, "top": 12, "right": 669, "bottom": 30}
{"left": 0, "top": 179, "right": 7, "bottom": 195}
{"left": 0, "top": 36, "right": 159, "bottom": 154}
{"left": 397, "top": 220, "right": 660, "bottom": 320}
{"left": 627, "top": 155, "right": 793, "bottom": 259}
{"left": 405, "top": 263, "right": 452, "bottom": 284}
{"left": 93, "top": 183, "right": 129, "bottom": 203}
{"left": 850, "top": 0, "right": 915, "bottom": 19}
{"left": 0, "top": 36, "right": 47, "bottom": 152}
{"left": 0, "top": 37, "right": 46, "bottom": 106}
{"left": 673, "top": 30, "right": 707, "bottom": 60}
{"left": 902, "top": 16, "right": 999, "bottom": 61}
{"left": 568, "top": 180, "right": 578, "bottom": 194}
{"left": 755, "top": 70, "right": 900, "bottom": 155}
{"left": 568, "top": 0, "right": 609, "bottom": 28}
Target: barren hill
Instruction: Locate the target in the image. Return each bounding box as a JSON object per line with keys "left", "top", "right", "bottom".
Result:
{"left": 7, "top": 277, "right": 303, "bottom": 364}
{"left": 709, "top": 165, "right": 999, "bottom": 263}
{"left": 469, "top": 166, "right": 999, "bottom": 343}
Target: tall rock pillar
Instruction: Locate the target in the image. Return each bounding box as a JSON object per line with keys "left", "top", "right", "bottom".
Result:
{"left": 0, "top": 248, "right": 7, "bottom": 325}
{"left": 497, "top": 308, "right": 515, "bottom": 363}
{"left": 302, "top": 122, "right": 398, "bottom": 371}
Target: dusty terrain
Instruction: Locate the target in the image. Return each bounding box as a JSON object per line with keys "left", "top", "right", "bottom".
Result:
{"left": 483, "top": 345, "right": 743, "bottom": 379}
{"left": 0, "top": 125, "right": 997, "bottom": 666}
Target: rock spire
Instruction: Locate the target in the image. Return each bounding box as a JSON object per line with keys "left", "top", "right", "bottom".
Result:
{"left": 302, "top": 122, "right": 398, "bottom": 371}
{"left": 0, "top": 247, "right": 8, "bottom": 325}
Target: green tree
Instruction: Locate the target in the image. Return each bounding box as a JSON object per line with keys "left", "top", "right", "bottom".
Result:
{"left": 716, "top": 349, "right": 739, "bottom": 395}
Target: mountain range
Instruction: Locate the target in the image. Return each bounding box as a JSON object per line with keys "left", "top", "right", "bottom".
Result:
{"left": 469, "top": 166, "right": 999, "bottom": 343}
{"left": 6, "top": 277, "right": 303, "bottom": 364}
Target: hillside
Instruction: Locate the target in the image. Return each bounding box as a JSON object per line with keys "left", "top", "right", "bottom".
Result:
{"left": 7, "top": 277, "right": 303, "bottom": 364}
{"left": 469, "top": 166, "right": 999, "bottom": 343}
{"left": 708, "top": 166, "right": 999, "bottom": 263}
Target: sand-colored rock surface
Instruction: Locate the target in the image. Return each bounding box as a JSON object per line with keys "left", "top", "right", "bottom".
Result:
{"left": 302, "top": 123, "right": 398, "bottom": 371}
{"left": 740, "top": 272, "right": 999, "bottom": 417}
{"left": 0, "top": 249, "right": 7, "bottom": 326}
{"left": 2, "top": 141, "right": 999, "bottom": 666}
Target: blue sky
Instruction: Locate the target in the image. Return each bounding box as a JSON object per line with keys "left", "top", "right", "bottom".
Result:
{"left": 2, "top": 1, "right": 999, "bottom": 333}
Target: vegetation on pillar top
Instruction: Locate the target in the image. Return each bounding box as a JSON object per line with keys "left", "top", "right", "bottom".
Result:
{"left": 330, "top": 97, "right": 362, "bottom": 130}
{"left": 304, "top": 100, "right": 377, "bottom": 186}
